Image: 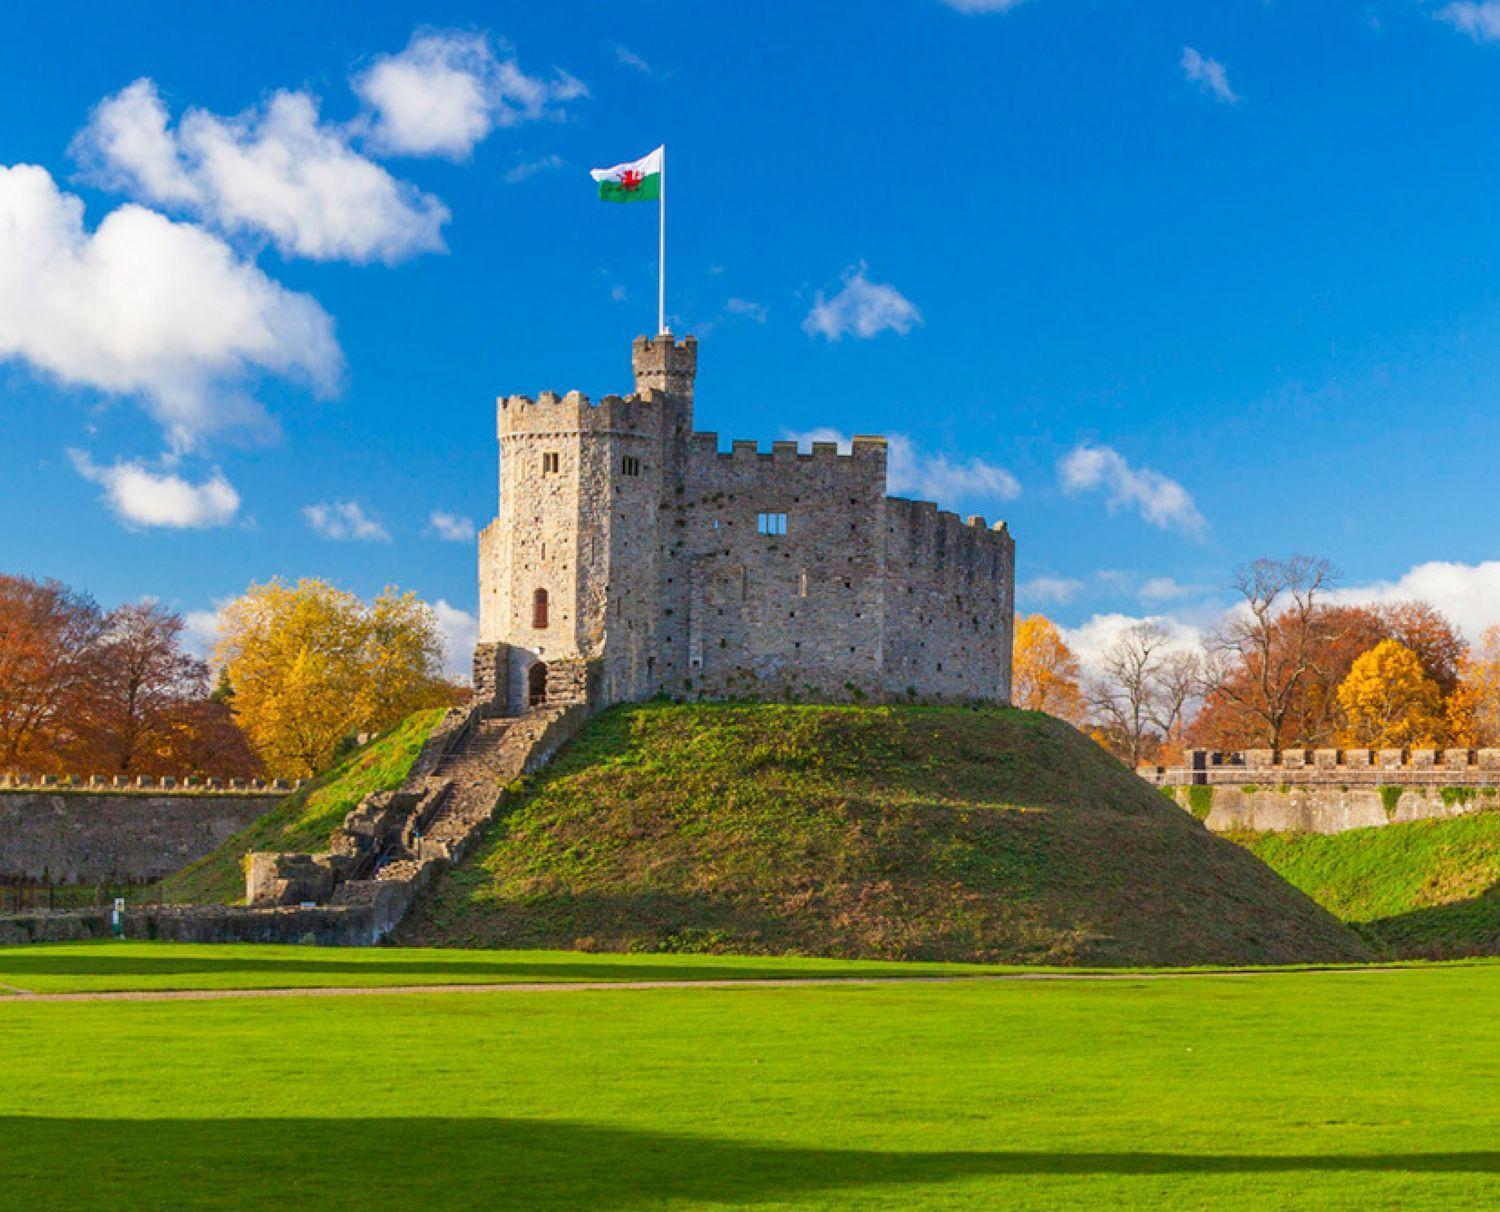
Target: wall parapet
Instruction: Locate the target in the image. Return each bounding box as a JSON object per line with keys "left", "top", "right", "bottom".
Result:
{"left": 0, "top": 773, "right": 294, "bottom": 794}
{"left": 1140, "top": 748, "right": 1500, "bottom": 788}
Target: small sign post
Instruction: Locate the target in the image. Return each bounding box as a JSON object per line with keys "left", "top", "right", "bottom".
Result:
{"left": 111, "top": 897, "right": 125, "bottom": 938}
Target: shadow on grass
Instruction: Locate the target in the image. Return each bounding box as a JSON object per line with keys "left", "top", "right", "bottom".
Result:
{"left": 1362, "top": 880, "right": 1500, "bottom": 959}
{"left": 2, "top": 1118, "right": 1495, "bottom": 1208}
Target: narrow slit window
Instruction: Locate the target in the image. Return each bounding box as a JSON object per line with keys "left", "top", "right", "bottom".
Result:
{"left": 757, "top": 512, "right": 788, "bottom": 537}
{"left": 542, "top": 452, "right": 560, "bottom": 474}
{"left": 622, "top": 455, "right": 642, "bottom": 476}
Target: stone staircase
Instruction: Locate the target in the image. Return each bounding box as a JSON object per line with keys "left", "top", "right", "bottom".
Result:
{"left": 243, "top": 700, "right": 590, "bottom": 941}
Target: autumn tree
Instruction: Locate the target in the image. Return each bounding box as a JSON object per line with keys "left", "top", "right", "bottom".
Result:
{"left": 1011, "top": 614, "right": 1087, "bottom": 724}
{"left": 1335, "top": 639, "right": 1442, "bottom": 748}
{"left": 0, "top": 575, "right": 104, "bottom": 771}
{"left": 1086, "top": 622, "right": 1200, "bottom": 765}
{"left": 217, "top": 579, "right": 456, "bottom": 778}
{"left": 1446, "top": 625, "right": 1500, "bottom": 747}
{"left": 1200, "top": 556, "right": 1338, "bottom": 752}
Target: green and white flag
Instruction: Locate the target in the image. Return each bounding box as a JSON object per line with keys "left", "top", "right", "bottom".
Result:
{"left": 590, "top": 146, "right": 663, "bottom": 202}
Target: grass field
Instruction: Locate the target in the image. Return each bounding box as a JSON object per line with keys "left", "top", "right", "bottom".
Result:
{"left": 1, "top": 944, "right": 1495, "bottom": 1209}
{"left": 1234, "top": 810, "right": 1500, "bottom": 959}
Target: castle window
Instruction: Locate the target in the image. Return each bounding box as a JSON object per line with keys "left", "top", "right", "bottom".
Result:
{"left": 532, "top": 588, "right": 549, "bottom": 629}
{"left": 542, "top": 452, "right": 559, "bottom": 474}
{"left": 757, "top": 512, "right": 788, "bottom": 537}
{"left": 623, "top": 455, "right": 642, "bottom": 476}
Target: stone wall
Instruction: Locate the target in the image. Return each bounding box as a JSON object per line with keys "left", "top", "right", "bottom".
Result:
{"left": 1159, "top": 784, "right": 1494, "bottom": 834}
{"left": 1142, "top": 748, "right": 1500, "bottom": 834}
{"left": 0, "top": 790, "right": 282, "bottom": 882}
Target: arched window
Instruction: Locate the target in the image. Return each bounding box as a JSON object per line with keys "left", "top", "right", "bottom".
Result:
{"left": 532, "top": 588, "right": 549, "bottom": 629}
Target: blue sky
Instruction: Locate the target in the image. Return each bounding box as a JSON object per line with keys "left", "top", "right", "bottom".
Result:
{"left": 6, "top": 0, "right": 1500, "bottom": 672}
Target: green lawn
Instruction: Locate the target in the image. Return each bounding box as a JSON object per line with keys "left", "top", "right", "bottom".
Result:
{"left": 1235, "top": 810, "right": 1500, "bottom": 958}
{"left": 0, "top": 948, "right": 1495, "bottom": 1209}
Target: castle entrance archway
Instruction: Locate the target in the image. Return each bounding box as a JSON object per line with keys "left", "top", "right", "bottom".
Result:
{"left": 527, "top": 661, "right": 549, "bottom": 708}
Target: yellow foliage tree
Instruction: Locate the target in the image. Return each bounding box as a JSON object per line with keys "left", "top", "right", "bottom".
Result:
{"left": 215, "top": 579, "right": 455, "bottom": 778}
{"left": 1335, "top": 639, "right": 1442, "bottom": 748}
{"left": 1446, "top": 625, "right": 1500, "bottom": 747}
{"left": 1012, "top": 614, "right": 1087, "bottom": 724}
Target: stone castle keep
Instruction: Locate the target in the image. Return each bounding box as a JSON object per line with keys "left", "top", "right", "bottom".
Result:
{"left": 473, "top": 335, "right": 1016, "bottom": 713}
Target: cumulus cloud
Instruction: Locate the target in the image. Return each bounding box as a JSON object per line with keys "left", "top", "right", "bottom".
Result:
{"left": 725, "top": 297, "right": 768, "bottom": 324}
{"left": 182, "top": 603, "right": 227, "bottom": 658}
{"left": 432, "top": 599, "right": 478, "bottom": 680}
{"left": 803, "top": 265, "right": 922, "bottom": 341}
{"left": 1180, "top": 47, "right": 1241, "bottom": 104}
{"left": 427, "top": 510, "right": 476, "bottom": 542}
{"left": 303, "top": 500, "right": 390, "bottom": 542}
{"left": 1019, "top": 575, "right": 1085, "bottom": 606}
{"left": 0, "top": 164, "right": 341, "bottom": 450}
{"left": 353, "top": 31, "right": 586, "bottom": 159}
{"left": 1437, "top": 2, "right": 1500, "bottom": 41}
{"left": 1059, "top": 444, "right": 1206, "bottom": 539}
{"left": 1330, "top": 561, "right": 1500, "bottom": 641}
{"left": 70, "top": 450, "right": 240, "bottom": 529}
{"left": 785, "top": 428, "right": 1020, "bottom": 510}
{"left": 1062, "top": 612, "right": 1208, "bottom": 683}
{"left": 74, "top": 78, "right": 450, "bottom": 264}
{"left": 1137, "top": 576, "right": 1196, "bottom": 605}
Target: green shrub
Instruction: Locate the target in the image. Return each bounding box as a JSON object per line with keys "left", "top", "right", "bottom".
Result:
{"left": 1379, "top": 786, "right": 1403, "bottom": 820}
{"left": 1440, "top": 786, "right": 1477, "bottom": 808}
{"left": 1186, "top": 785, "right": 1214, "bottom": 821}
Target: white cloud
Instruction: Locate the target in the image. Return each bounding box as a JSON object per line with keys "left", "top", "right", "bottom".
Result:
{"left": 505, "top": 154, "right": 564, "bottom": 183}
{"left": 1059, "top": 444, "right": 1207, "bottom": 539}
{"left": 433, "top": 599, "right": 478, "bottom": 680}
{"left": 182, "top": 603, "right": 227, "bottom": 658}
{"left": 1020, "top": 575, "right": 1085, "bottom": 606}
{"left": 74, "top": 78, "right": 450, "bottom": 264}
{"left": 725, "top": 297, "right": 767, "bottom": 324}
{"left": 427, "top": 509, "right": 475, "bottom": 542}
{"left": 785, "top": 427, "right": 1020, "bottom": 509}
{"left": 1061, "top": 612, "right": 1208, "bottom": 683}
{"left": 939, "top": 0, "right": 1030, "bottom": 12}
{"left": 803, "top": 265, "right": 922, "bottom": 341}
{"left": 353, "top": 31, "right": 586, "bottom": 159}
{"left": 1437, "top": 2, "right": 1500, "bottom": 41}
{"left": 0, "top": 164, "right": 340, "bottom": 450}
{"left": 70, "top": 450, "right": 240, "bottom": 529}
{"left": 615, "top": 45, "right": 653, "bottom": 75}
{"left": 1330, "top": 561, "right": 1500, "bottom": 641}
{"left": 1180, "top": 47, "right": 1241, "bottom": 104}
{"left": 304, "top": 500, "right": 390, "bottom": 542}
{"left": 1138, "top": 576, "right": 1195, "bottom": 605}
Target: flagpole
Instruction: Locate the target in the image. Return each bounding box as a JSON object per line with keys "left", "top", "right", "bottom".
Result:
{"left": 658, "top": 144, "right": 667, "bottom": 335}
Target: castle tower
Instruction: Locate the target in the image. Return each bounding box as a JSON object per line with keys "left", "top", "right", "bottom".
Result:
{"left": 475, "top": 335, "right": 698, "bottom": 714}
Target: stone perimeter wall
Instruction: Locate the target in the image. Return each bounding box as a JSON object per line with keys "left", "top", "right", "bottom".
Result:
{"left": 1141, "top": 748, "right": 1500, "bottom": 834}
{"left": 0, "top": 789, "right": 284, "bottom": 883}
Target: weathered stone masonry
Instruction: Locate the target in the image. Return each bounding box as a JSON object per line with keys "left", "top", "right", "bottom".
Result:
{"left": 476, "top": 335, "right": 1016, "bottom": 714}
{"left": 1141, "top": 748, "right": 1500, "bottom": 834}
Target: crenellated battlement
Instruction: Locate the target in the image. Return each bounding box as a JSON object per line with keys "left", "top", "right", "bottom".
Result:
{"left": 1142, "top": 747, "right": 1500, "bottom": 788}
{"left": 478, "top": 332, "right": 1016, "bottom": 711}
{"left": 1, "top": 771, "right": 295, "bottom": 793}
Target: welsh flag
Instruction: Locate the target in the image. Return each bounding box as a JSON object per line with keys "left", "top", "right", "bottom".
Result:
{"left": 591, "top": 146, "right": 663, "bottom": 203}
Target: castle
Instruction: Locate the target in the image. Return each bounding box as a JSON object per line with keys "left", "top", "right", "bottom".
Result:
{"left": 472, "top": 335, "right": 1016, "bottom": 715}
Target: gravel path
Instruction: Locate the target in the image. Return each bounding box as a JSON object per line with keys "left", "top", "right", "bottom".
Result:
{"left": 0, "top": 966, "right": 1417, "bottom": 1003}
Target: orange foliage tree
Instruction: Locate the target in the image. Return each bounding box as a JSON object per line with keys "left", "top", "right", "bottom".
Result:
{"left": 1335, "top": 640, "right": 1443, "bottom": 748}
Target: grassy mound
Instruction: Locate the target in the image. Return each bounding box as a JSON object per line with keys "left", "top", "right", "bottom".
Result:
{"left": 400, "top": 703, "right": 1369, "bottom": 966}
{"left": 1235, "top": 811, "right": 1500, "bottom": 959}
{"left": 155, "top": 709, "right": 447, "bottom": 905}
